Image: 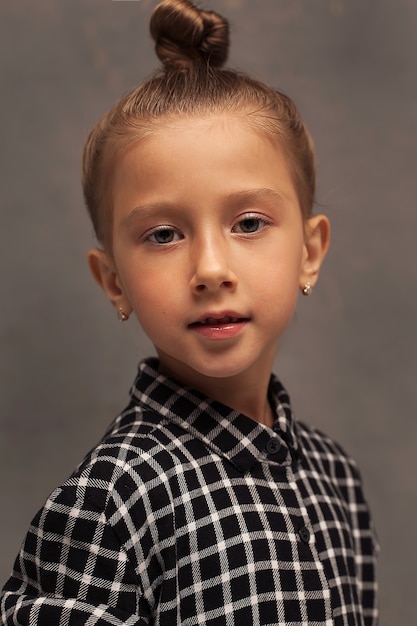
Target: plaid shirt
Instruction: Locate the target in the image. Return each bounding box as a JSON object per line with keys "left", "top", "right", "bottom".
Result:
{"left": 1, "top": 358, "right": 378, "bottom": 625}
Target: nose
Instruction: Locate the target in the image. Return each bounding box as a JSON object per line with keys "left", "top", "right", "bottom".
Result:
{"left": 189, "top": 234, "right": 238, "bottom": 294}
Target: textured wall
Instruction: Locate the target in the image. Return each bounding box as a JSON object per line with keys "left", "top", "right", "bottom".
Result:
{"left": 1, "top": 1, "right": 416, "bottom": 624}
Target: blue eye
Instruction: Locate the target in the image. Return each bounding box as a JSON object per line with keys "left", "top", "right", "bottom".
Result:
{"left": 233, "top": 216, "right": 268, "bottom": 234}
{"left": 147, "top": 228, "right": 180, "bottom": 244}
{"left": 239, "top": 218, "right": 261, "bottom": 233}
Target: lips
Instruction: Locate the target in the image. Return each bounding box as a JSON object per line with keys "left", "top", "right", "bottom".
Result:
{"left": 188, "top": 312, "right": 250, "bottom": 340}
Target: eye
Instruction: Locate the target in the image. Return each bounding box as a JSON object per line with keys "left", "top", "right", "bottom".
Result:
{"left": 232, "top": 214, "right": 269, "bottom": 234}
{"left": 146, "top": 227, "right": 182, "bottom": 244}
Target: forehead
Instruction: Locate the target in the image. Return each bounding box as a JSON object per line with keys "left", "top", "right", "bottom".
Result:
{"left": 116, "top": 113, "right": 291, "bottom": 178}
{"left": 112, "top": 114, "right": 297, "bottom": 204}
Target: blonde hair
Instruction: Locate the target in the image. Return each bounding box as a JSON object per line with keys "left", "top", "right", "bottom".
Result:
{"left": 82, "top": 0, "right": 316, "bottom": 249}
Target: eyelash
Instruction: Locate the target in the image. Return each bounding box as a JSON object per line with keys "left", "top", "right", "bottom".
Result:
{"left": 232, "top": 213, "right": 270, "bottom": 234}
{"left": 144, "top": 213, "right": 270, "bottom": 245}
{"left": 145, "top": 226, "right": 183, "bottom": 245}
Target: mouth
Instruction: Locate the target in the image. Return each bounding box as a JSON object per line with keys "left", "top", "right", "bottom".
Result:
{"left": 188, "top": 312, "right": 250, "bottom": 340}
{"left": 189, "top": 313, "right": 250, "bottom": 328}
{"left": 190, "top": 317, "right": 245, "bottom": 327}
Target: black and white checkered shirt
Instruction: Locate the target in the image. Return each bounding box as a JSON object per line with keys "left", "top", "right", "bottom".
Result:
{"left": 1, "top": 358, "right": 378, "bottom": 625}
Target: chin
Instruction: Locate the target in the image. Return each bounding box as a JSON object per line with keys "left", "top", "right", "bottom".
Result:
{"left": 160, "top": 354, "right": 242, "bottom": 383}
{"left": 187, "top": 357, "right": 259, "bottom": 382}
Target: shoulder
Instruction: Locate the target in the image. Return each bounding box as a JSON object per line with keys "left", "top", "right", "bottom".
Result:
{"left": 87, "top": 401, "right": 186, "bottom": 458}
{"left": 296, "top": 421, "right": 376, "bottom": 536}
{"left": 297, "top": 420, "right": 350, "bottom": 455}
{"left": 29, "top": 404, "right": 185, "bottom": 524}
{"left": 296, "top": 420, "right": 363, "bottom": 485}
{"left": 31, "top": 406, "right": 184, "bottom": 553}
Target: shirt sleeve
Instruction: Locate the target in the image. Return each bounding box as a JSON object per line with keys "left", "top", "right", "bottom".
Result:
{"left": 0, "top": 485, "right": 151, "bottom": 626}
{"left": 336, "top": 446, "right": 380, "bottom": 626}
{"left": 351, "top": 473, "right": 380, "bottom": 626}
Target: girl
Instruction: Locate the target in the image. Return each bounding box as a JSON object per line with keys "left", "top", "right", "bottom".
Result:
{"left": 1, "top": 1, "right": 378, "bottom": 624}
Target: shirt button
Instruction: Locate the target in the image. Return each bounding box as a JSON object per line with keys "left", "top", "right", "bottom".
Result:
{"left": 265, "top": 438, "right": 281, "bottom": 455}
{"left": 299, "top": 526, "right": 310, "bottom": 544}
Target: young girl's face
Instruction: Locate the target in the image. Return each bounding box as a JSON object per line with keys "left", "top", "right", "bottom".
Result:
{"left": 90, "top": 116, "right": 329, "bottom": 389}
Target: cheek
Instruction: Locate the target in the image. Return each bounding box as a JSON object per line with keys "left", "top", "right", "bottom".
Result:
{"left": 123, "top": 267, "right": 183, "bottom": 322}
{"left": 252, "top": 250, "right": 304, "bottom": 311}
{"left": 255, "top": 244, "right": 304, "bottom": 283}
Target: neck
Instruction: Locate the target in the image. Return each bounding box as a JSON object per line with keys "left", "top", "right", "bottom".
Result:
{"left": 158, "top": 359, "right": 275, "bottom": 429}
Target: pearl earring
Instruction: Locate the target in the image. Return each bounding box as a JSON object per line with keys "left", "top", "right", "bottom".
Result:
{"left": 302, "top": 282, "right": 313, "bottom": 296}
{"left": 117, "top": 307, "right": 129, "bottom": 322}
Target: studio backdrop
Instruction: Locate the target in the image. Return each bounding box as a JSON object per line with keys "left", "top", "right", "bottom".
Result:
{"left": 1, "top": 2, "right": 416, "bottom": 624}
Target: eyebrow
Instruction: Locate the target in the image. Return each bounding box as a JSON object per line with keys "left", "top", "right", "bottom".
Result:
{"left": 228, "top": 188, "right": 287, "bottom": 206}
{"left": 119, "top": 187, "right": 287, "bottom": 233}
{"left": 119, "top": 203, "right": 174, "bottom": 234}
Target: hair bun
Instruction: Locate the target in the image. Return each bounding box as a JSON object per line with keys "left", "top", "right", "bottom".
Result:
{"left": 150, "top": 0, "right": 229, "bottom": 69}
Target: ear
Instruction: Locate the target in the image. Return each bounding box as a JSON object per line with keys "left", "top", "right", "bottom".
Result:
{"left": 299, "top": 214, "right": 331, "bottom": 290}
{"left": 88, "top": 248, "right": 132, "bottom": 317}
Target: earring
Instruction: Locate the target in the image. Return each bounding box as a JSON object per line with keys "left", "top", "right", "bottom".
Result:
{"left": 117, "top": 307, "right": 129, "bottom": 322}
{"left": 302, "top": 282, "right": 313, "bottom": 296}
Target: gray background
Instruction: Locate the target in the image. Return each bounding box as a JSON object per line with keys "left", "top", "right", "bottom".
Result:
{"left": 1, "top": 0, "right": 416, "bottom": 623}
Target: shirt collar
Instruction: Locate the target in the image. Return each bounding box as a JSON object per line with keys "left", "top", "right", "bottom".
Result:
{"left": 130, "top": 358, "right": 301, "bottom": 473}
